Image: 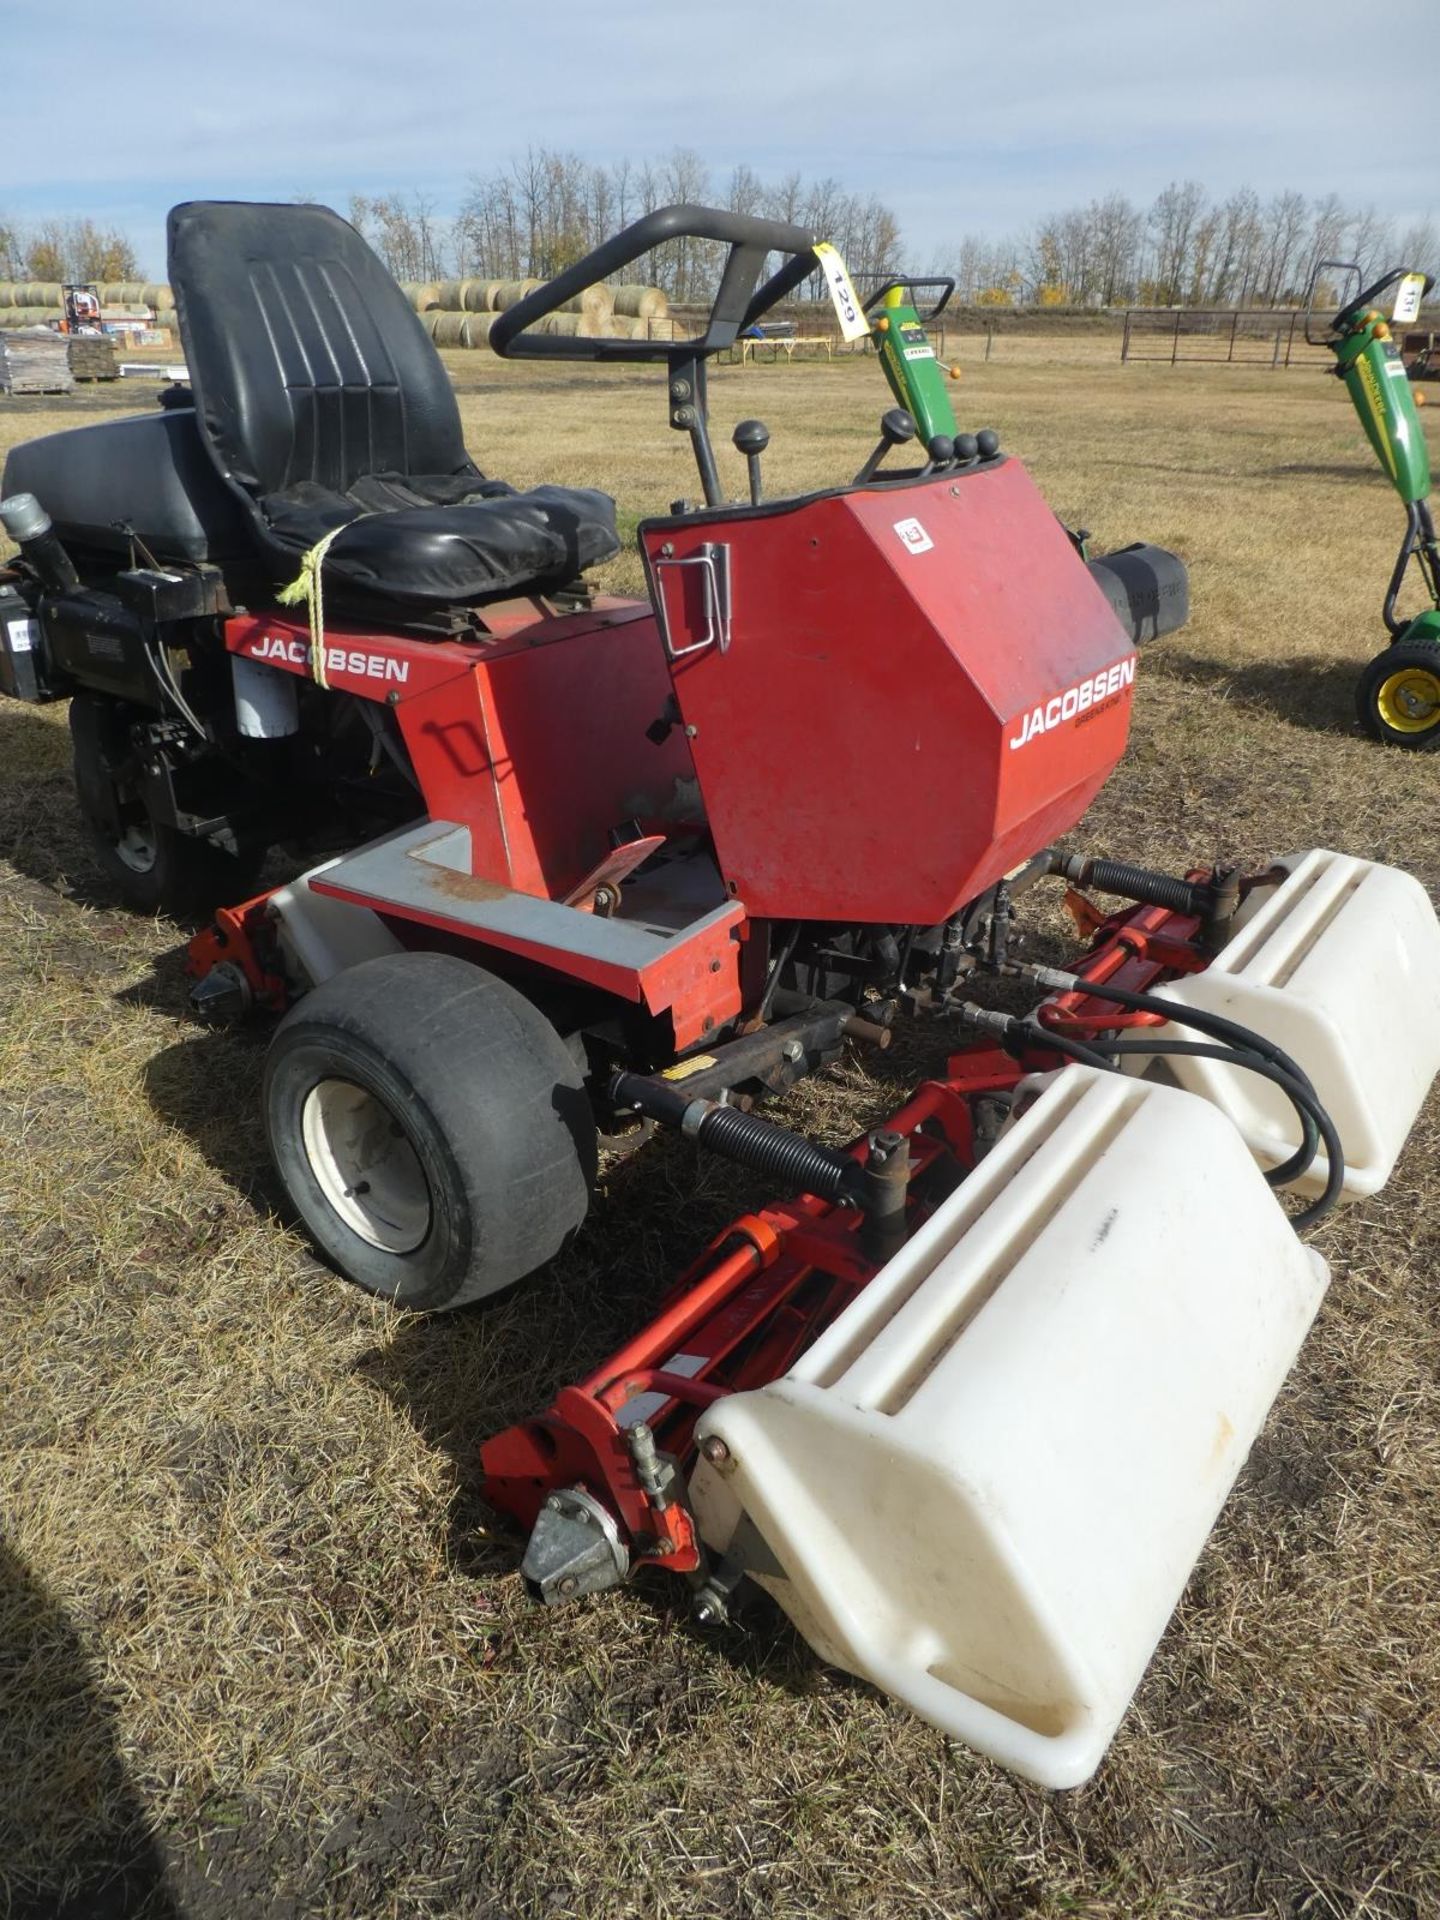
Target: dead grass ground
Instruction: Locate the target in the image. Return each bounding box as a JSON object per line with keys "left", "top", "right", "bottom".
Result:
{"left": 0, "top": 349, "right": 1437, "bottom": 1920}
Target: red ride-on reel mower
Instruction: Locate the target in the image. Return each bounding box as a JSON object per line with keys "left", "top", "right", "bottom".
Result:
{"left": 3, "top": 199, "right": 1439, "bottom": 1786}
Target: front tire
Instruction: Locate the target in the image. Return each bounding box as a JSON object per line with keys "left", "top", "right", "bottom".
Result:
{"left": 69, "top": 694, "right": 263, "bottom": 914}
{"left": 263, "top": 952, "right": 597, "bottom": 1310}
{"left": 1356, "top": 639, "right": 1440, "bottom": 749}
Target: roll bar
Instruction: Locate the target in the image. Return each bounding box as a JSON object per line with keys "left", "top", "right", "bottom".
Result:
{"left": 1306, "top": 260, "right": 1437, "bottom": 346}
{"left": 857, "top": 275, "right": 956, "bottom": 323}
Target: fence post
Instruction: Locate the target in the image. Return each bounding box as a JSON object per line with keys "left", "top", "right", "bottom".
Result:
{"left": 1121, "top": 310, "right": 1132, "bottom": 363}
{"left": 985, "top": 323, "right": 993, "bottom": 362}
{"left": 1228, "top": 310, "right": 1239, "bottom": 362}
{"left": 1271, "top": 328, "right": 1282, "bottom": 369}
{"left": 1171, "top": 310, "right": 1181, "bottom": 365}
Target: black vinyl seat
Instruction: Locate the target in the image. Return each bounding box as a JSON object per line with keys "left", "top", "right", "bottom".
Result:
{"left": 167, "top": 200, "right": 619, "bottom": 608}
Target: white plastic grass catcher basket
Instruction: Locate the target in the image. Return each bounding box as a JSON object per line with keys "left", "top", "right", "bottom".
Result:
{"left": 1125, "top": 849, "right": 1440, "bottom": 1199}
{"left": 690, "top": 1067, "right": 1329, "bottom": 1789}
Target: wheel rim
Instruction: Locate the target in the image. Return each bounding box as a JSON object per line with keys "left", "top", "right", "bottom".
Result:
{"left": 300, "top": 1078, "right": 432, "bottom": 1254}
{"left": 1375, "top": 665, "right": 1440, "bottom": 734}
{"left": 114, "top": 821, "right": 158, "bottom": 873}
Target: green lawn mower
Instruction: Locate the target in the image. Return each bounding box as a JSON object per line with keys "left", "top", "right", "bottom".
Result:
{"left": 1308, "top": 261, "right": 1440, "bottom": 746}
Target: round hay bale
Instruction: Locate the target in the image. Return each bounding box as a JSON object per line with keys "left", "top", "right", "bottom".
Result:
{"left": 461, "top": 280, "right": 505, "bottom": 311}
{"left": 535, "top": 312, "right": 590, "bottom": 337}
{"left": 141, "top": 284, "right": 172, "bottom": 310}
{"left": 0, "top": 287, "right": 15, "bottom": 308}
{"left": 99, "top": 283, "right": 147, "bottom": 306}
{"left": 611, "top": 284, "right": 668, "bottom": 320}
{"left": 490, "top": 278, "right": 545, "bottom": 311}
{"left": 460, "top": 313, "right": 498, "bottom": 348}
{"left": 404, "top": 282, "right": 442, "bottom": 312}
{"left": 430, "top": 312, "right": 470, "bottom": 348}
{"left": 558, "top": 283, "right": 614, "bottom": 319}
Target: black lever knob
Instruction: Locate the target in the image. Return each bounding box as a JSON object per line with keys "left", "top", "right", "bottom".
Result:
{"left": 854, "top": 408, "right": 918, "bottom": 485}
{"left": 953, "top": 432, "right": 979, "bottom": 463}
{"left": 733, "top": 418, "right": 770, "bottom": 505}
{"left": 924, "top": 433, "right": 955, "bottom": 469}
{"left": 976, "top": 428, "right": 1001, "bottom": 459}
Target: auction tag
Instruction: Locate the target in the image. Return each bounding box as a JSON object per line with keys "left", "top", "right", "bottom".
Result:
{"left": 6, "top": 618, "right": 38, "bottom": 653}
{"left": 815, "top": 242, "right": 870, "bottom": 341}
{"left": 1393, "top": 273, "right": 1426, "bottom": 325}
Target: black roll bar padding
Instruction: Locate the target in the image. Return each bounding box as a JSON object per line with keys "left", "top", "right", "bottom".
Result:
{"left": 489, "top": 203, "right": 820, "bottom": 363}
{"left": 857, "top": 275, "right": 957, "bottom": 322}
{"left": 1333, "top": 263, "right": 1436, "bottom": 332}
{"left": 1307, "top": 260, "right": 1438, "bottom": 346}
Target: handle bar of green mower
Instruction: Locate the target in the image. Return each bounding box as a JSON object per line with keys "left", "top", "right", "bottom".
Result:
{"left": 858, "top": 276, "right": 956, "bottom": 322}
{"left": 489, "top": 203, "right": 821, "bottom": 363}
{"left": 1334, "top": 264, "right": 1435, "bottom": 331}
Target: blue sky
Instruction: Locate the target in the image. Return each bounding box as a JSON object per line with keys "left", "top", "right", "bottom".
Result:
{"left": 6, "top": 0, "right": 1434, "bottom": 274}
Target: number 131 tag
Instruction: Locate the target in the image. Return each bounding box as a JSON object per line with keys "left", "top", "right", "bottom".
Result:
{"left": 815, "top": 242, "right": 870, "bottom": 342}
{"left": 1393, "top": 273, "right": 1426, "bottom": 326}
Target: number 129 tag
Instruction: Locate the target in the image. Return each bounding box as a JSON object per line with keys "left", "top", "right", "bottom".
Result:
{"left": 1393, "top": 273, "right": 1426, "bottom": 326}
{"left": 815, "top": 242, "right": 870, "bottom": 342}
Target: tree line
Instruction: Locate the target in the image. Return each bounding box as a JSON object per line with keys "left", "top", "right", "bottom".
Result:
{"left": 937, "top": 184, "right": 1440, "bottom": 309}
{"left": 4, "top": 165, "right": 1434, "bottom": 313}
{"left": 0, "top": 217, "right": 139, "bottom": 284}
{"left": 347, "top": 148, "right": 901, "bottom": 304}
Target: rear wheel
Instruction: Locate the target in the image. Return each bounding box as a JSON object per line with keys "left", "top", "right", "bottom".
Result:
{"left": 1356, "top": 639, "right": 1440, "bottom": 749}
{"left": 263, "top": 952, "right": 597, "bottom": 1310}
{"left": 69, "top": 694, "right": 263, "bottom": 914}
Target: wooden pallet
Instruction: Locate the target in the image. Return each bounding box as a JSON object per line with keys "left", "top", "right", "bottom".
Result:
{"left": 0, "top": 328, "right": 73, "bottom": 394}
{"left": 67, "top": 334, "right": 118, "bottom": 382}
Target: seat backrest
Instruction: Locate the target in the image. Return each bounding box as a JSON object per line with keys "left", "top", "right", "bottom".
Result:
{"left": 168, "top": 201, "right": 471, "bottom": 506}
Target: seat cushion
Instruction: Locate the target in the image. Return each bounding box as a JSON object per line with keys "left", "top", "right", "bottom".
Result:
{"left": 263, "top": 479, "right": 621, "bottom": 604}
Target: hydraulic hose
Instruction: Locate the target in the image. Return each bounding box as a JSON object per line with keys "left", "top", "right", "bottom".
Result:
{"left": 1100, "top": 1037, "right": 1344, "bottom": 1229}
{"left": 1023, "top": 964, "right": 1328, "bottom": 1189}
{"left": 958, "top": 984, "right": 1344, "bottom": 1228}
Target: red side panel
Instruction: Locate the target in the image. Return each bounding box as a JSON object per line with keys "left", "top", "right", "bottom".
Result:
{"left": 227, "top": 603, "right": 696, "bottom": 902}
{"left": 644, "top": 462, "right": 1134, "bottom": 924}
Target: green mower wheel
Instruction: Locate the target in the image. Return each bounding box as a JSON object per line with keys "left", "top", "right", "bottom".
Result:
{"left": 1356, "top": 639, "right": 1440, "bottom": 749}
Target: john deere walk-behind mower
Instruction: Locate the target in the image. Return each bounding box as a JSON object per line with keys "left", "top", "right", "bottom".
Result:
{"left": 2, "top": 199, "right": 1439, "bottom": 1788}
{"left": 1308, "top": 260, "right": 1440, "bottom": 745}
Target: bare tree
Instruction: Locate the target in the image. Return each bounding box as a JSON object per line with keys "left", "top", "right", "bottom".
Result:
{"left": 1148, "top": 181, "right": 1207, "bottom": 304}
{"left": 1255, "top": 190, "right": 1308, "bottom": 304}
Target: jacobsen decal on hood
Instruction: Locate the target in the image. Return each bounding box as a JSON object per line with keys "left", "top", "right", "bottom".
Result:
{"left": 1008, "top": 657, "right": 1135, "bottom": 751}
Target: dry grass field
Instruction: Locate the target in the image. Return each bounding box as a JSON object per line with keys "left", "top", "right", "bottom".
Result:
{"left": 1, "top": 344, "right": 1437, "bottom": 1920}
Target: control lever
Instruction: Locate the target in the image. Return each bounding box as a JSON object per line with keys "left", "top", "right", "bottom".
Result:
{"left": 922, "top": 432, "right": 955, "bottom": 473}
{"left": 854, "top": 408, "right": 916, "bottom": 484}
{"left": 952, "top": 432, "right": 979, "bottom": 466}
{"left": 976, "top": 428, "right": 1001, "bottom": 460}
{"left": 732, "top": 419, "right": 770, "bottom": 505}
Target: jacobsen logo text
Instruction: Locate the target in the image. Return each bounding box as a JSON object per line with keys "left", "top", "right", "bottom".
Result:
{"left": 248, "top": 634, "right": 410, "bottom": 684}
{"left": 1008, "top": 657, "right": 1135, "bottom": 751}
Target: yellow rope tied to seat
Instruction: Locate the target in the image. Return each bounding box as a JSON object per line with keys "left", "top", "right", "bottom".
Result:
{"left": 275, "top": 523, "right": 349, "bottom": 688}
